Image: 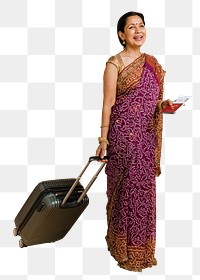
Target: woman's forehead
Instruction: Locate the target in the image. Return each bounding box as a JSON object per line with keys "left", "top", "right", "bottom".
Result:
{"left": 126, "top": 15, "right": 143, "bottom": 25}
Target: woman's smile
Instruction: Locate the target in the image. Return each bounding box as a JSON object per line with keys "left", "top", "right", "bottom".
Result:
{"left": 133, "top": 35, "right": 143, "bottom": 41}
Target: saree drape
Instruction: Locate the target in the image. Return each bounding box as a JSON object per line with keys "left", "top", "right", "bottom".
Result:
{"left": 105, "top": 53, "right": 165, "bottom": 271}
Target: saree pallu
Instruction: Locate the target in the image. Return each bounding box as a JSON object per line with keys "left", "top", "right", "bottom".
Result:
{"left": 105, "top": 54, "right": 165, "bottom": 271}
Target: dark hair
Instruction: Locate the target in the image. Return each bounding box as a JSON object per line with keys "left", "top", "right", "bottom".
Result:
{"left": 117, "top": 11, "right": 145, "bottom": 47}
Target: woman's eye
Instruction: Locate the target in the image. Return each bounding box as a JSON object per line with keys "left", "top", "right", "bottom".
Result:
{"left": 129, "top": 25, "right": 144, "bottom": 29}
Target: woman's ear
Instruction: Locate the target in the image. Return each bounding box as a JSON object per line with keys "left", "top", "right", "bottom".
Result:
{"left": 118, "top": 31, "right": 125, "bottom": 41}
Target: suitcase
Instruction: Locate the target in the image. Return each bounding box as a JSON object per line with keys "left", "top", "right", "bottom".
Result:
{"left": 13, "top": 156, "right": 108, "bottom": 248}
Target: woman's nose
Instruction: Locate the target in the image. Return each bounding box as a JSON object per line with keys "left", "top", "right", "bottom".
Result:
{"left": 135, "top": 26, "right": 140, "bottom": 32}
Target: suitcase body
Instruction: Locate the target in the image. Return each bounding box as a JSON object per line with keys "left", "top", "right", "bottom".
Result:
{"left": 13, "top": 156, "right": 108, "bottom": 248}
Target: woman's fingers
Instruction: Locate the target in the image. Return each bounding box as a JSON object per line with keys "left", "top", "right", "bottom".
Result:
{"left": 100, "top": 148, "right": 106, "bottom": 159}
{"left": 167, "top": 99, "right": 173, "bottom": 106}
{"left": 96, "top": 144, "right": 108, "bottom": 162}
{"left": 162, "top": 99, "right": 173, "bottom": 109}
{"left": 96, "top": 147, "right": 102, "bottom": 158}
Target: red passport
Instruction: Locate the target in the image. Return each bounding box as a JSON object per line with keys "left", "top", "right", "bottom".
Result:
{"left": 162, "top": 103, "right": 183, "bottom": 114}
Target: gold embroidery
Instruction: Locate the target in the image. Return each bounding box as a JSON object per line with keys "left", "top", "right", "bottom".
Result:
{"left": 106, "top": 224, "right": 157, "bottom": 272}
{"left": 146, "top": 55, "right": 165, "bottom": 177}
{"left": 117, "top": 54, "right": 146, "bottom": 99}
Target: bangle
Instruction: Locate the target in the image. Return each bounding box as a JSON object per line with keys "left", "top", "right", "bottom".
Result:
{"left": 99, "top": 139, "right": 109, "bottom": 145}
{"left": 157, "top": 101, "right": 163, "bottom": 111}
{"left": 98, "top": 137, "right": 109, "bottom": 145}
{"left": 100, "top": 125, "right": 109, "bottom": 128}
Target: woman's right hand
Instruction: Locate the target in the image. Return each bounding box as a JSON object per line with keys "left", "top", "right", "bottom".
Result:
{"left": 96, "top": 142, "right": 108, "bottom": 162}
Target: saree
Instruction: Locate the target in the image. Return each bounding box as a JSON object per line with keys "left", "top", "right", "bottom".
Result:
{"left": 105, "top": 53, "right": 165, "bottom": 271}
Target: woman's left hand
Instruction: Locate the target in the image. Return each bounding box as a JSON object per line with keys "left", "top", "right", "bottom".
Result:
{"left": 161, "top": 99, "right": 173, "bottom": 110}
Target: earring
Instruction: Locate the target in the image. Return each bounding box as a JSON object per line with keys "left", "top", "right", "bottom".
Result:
{"left": 122, "top": 40, "right": 126, "bottom": 45}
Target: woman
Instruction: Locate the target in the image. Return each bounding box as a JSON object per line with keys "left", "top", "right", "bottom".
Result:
{"left": 96, "top": 11, "right": 172, "bottom": 272}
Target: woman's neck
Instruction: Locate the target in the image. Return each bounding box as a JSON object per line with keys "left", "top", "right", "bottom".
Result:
{"left": 122, "top": 46, "right": 142, "bottom": 58}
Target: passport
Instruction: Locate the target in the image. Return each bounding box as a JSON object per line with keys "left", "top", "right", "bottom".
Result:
{"left": 162, "top": 95, "right": 191, "bottom": 114}
{"left": 162, "top": 103, "right": 183, "bottom": 114}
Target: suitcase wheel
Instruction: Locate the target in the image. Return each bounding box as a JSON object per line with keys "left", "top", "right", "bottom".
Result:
{"left": 19, "top": 239, "right": 26, "bottom": 248}
{"left": 13, "top": 227, "right": 18, "bottom": 237}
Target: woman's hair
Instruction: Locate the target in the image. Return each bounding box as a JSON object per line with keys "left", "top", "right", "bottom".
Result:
{"left": 117, "top": 11, "right": 145, "bottom": 47}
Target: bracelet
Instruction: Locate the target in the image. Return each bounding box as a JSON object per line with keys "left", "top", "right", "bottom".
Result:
{"left": 100, "top": 125, "right": 109, "bottom": 128}
{"left": 98, "top": 137, "right": 109, "bottom": 145}
{"left": 157, "top": 101, "right": 163, "bottom": 111}
{"left": 99, "top": 139, "right": 109, "bottom": 145}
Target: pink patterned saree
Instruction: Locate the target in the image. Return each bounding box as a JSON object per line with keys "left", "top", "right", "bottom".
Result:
{"left": 105, "top": 53, "right": 165, "bottom": 271}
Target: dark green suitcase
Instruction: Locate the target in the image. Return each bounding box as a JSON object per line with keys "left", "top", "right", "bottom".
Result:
{"left": 13, "top": 156, "right": 108, "bottom": 248}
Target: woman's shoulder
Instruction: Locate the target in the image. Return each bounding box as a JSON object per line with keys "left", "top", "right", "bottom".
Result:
{"left": 146, "top": 53, "right": 165, "bottom": 72}
{"left": 146, "top": 53, "right": 159, "bottom": 64}
{"left": 146, "top": 54, "right": 166, "bottom": 85}
{"left": 106, "top": 55, "right": 118, "bottom": 65}
{"left": 106, "top": 54, "right": 123, "bottom": 72}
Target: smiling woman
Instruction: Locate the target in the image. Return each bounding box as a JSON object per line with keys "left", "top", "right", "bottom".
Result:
{"left": 96, "top": 11, "right": 172, "bottom": 272}
{"left": 117, "top": 11, "right": 146, "bottom": 49}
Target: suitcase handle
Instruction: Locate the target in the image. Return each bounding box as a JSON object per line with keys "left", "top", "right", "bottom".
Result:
{"left": 89, "top": 156, "right": 109, "bottom": 162}
{"left": 61, "top": 156, "right": 109, "bottom": 205}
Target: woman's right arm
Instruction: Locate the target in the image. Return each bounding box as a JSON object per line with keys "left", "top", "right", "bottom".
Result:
{"left": 95, "top": 62, "right": 118, "bottom": 160}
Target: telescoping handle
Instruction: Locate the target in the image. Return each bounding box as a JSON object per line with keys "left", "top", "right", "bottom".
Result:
{"left": 61, "top": 156, "right": 109, "bottom": 206}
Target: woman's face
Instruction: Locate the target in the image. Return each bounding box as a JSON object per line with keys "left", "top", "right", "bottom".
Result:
{"left": 119, "top": 15, "right": 146, "bottom": 48}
